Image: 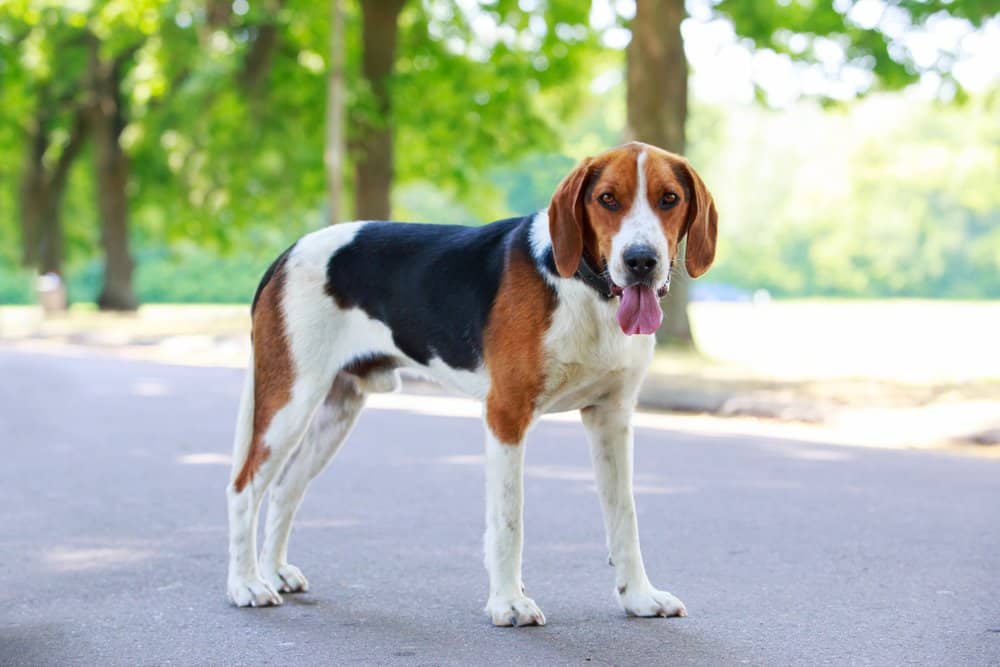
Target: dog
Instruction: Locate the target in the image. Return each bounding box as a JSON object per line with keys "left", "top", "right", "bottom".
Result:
{"left": 225, "top": 141, "right": 717, "bottom": 626}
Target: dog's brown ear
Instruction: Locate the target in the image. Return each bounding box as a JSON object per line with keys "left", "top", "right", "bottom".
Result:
{"left": 680, "top": 160, "right": 718, "bottom": 279}
{"left": 548, "top": 158, "right": 592, "bottom": 278}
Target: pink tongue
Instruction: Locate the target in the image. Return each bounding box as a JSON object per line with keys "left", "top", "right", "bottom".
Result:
{"left": 616, "top": 285, "right": 663, "bottom": 335}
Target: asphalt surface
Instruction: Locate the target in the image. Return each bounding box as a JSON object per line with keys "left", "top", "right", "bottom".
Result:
{"left": 1, "top": 348, "right": 998, "bottom": 666}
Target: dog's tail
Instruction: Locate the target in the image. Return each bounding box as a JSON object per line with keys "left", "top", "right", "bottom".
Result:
{"left": 228, "top": 354, "right": 256, "bottom": 491}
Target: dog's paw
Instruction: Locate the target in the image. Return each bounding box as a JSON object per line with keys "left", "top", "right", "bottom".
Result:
{"left": 228, "top": 575, "right": 284, "bottom": 607}
{"left": 261, "top": 563, "right": 310, "bottom": 594}
{"left": 618, "top": 584, "right": 687, "bottom": 618}
{"left": 485, "top": 595, "right": 546, "bottom": 627}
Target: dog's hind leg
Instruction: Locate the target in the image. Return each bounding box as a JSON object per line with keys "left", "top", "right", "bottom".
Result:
{"left": 226, "top": 358, "right": 335, "bottom": 607}
{"left": 225, "top": 252, "right": 344, "bottom": 607}
{"left": 259, "top": 372, "right": 366, "bottom": 594}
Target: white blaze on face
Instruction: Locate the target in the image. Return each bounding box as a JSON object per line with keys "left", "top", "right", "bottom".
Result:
{"left": 608, "top": 150, "right": 669, "bottom": 288}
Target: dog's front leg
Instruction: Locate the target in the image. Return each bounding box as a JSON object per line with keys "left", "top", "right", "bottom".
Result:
{"left": 581, "top": 402, "right": 687, "bottom": 618}
{"left": 482, "top": 428, "right": 546, "bottom": 627}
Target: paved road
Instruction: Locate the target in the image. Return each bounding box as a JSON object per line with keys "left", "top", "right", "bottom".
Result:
{"left": 1, "top": 348, "right": 998, "bottom": 666}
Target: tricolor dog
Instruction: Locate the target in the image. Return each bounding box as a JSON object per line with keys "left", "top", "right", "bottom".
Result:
{"left": 226, "top": 142, "right": 718, "bottom": 626}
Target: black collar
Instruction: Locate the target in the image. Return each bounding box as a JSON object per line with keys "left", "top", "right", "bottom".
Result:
{"left": 575, "top": 254, "right": 614, "bottom": 299}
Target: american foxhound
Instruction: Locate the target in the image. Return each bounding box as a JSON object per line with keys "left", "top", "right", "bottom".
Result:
{"left": 226, "top": 142, "right": 718, "bottom": 626}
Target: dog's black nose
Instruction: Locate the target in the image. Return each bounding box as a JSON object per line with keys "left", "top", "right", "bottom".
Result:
{"left": 623, "top": 245, "right": 659, "bottom": 280}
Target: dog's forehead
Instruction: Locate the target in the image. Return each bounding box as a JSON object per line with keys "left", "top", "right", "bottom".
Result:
{"left": 593, "top": 144, "right": 642, "bottom": 181}
{"left": 592, "top": 143, "right": 683, "bottom": 192}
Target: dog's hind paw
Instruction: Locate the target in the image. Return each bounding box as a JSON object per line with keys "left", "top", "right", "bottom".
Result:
{"left": 486, "top": 595, "right": 546, "bottom": 627}
{"left": 228, "top": 575, "right": 284, "bottom": 607}
{"left": 261, "top": 562, "right": 310, "bottom": 594}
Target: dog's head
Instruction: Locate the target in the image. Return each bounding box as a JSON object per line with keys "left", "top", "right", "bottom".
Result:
{"left": 548, "top": 142, "right": 718, "bottom": 335}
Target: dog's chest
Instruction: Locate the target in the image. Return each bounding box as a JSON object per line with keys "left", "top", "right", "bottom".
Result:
{"left": 538, "top": 286, "right": 654, "bottom": 413}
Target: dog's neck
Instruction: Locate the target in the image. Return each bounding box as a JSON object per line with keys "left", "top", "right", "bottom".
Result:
{"left": 574, "top": 253, "right": 614, "bottom": 300}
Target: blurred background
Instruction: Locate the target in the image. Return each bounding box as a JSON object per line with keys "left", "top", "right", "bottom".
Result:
{"left": 1, "top": 0, "right": 998, "bottom": 448}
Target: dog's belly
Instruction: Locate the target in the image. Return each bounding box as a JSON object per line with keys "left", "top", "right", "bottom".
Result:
{"left": 408, "top": 358, "right": 491, "bottom": 400}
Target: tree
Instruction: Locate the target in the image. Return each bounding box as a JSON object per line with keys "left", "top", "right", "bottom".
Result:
{"left": 3, "top": 1, "right": 171, "bottom": 309}
{"left": 1, "top": 10, "right": 90, "bottom": 283}
{"left": 2, "top": 0, "right": 290, "bottom": 308}
{"left": 352, "top": 0, "right": 601, "bottom": 220}
{"left": 87, "top": 34, "right": 140, "bottom": 310}
{"left": 1, "top": 1, "right": 603, "bottom": 306}
{"left": 353, "top": 0, "right": 407, "bottom": 220}
{"left": 624, "top": 0, "right": 999, "bottom": 345}
{"left": 325, "top": 0, "right": 346, "bottom": 225}
{"left": 20, "top": 91, "right": 88, "bottom": 280}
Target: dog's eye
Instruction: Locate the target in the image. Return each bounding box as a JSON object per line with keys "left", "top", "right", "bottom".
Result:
{"left": 598, "top": 192, "right": 620, "bottom": 210}
{"left": 659, "top": 192, "right": 679, "bottom": 209}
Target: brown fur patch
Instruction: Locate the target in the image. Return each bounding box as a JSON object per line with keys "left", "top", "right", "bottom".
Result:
{"left": 583, "top": 146, "right": 640, "bottom": 264}
{"left": 234, "top": 257, "right": 294, "bottom": 493}
{"left": 483, "top": 248, "right": 556, "bottom": 444}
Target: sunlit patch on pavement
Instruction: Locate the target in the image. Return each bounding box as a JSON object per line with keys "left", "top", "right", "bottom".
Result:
{"left": 295, "top": 518, "right": 362, "bottom": 529}
{"left": 131, "top": 378, "right": 170, "bottom": 397}
{"left": 525, "top": 465, "right": 593, "bottom": 481}
{"left": 177, "top": 452, "right": 231, "bottom": 465}
{"left": 438, "top": 454, "right": 483, "bottom": 465}
{"left": 44, "top": 547, "right": 155, "bottom": 572}
{"left": 783, "top": 448, "right": 854, "bottom": 462}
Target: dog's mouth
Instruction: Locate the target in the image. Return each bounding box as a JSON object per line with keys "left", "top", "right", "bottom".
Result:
{"left": 609, "top": 280, "right": 670, "bottom": 336}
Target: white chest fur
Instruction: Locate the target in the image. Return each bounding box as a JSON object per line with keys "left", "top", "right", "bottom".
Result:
{"left": 538, "top": 278, "right": 654, "bottom": 414}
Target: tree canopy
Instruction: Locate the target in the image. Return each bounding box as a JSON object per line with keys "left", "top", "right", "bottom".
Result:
{"left": 0, "top": 0, "right": 997, "bottom": 308}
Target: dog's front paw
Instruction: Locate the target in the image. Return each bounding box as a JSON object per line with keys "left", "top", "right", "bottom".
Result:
{"left": 261, "top": 563, "right": 310, "bottom": 594}
{"left": 228, "top": 575, "right": 284, "bottom": 607}
{"left": 618, "top": 584, "right": 686, "bottom": 618}
{"left": 485, "top": 595, "right": 546, "bottom": 627}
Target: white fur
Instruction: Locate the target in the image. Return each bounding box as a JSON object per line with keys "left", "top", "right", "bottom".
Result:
{"left": 608, "top": 149, "right": 670, "bottom": 290}
{"left": 483, "top": 431, "right": 545, "bottom": 626}
{"left": 260, "top": 375, "right": 366, "bottom": 594}
{"left": 529, "top": 210, "right": 552, "bottom": 262}
{"left": 581, "top": 397, "right": 686, "bottom": 618}
{"left": 227, "top": 155, "right": 686, "bottom": 622}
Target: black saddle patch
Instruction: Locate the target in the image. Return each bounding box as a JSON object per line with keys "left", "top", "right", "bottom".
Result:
{"left": 325, "top": 217, "right": 533, "bottom": 371}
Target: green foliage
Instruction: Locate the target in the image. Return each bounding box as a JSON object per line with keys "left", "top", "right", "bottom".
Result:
{"left": 714, "top": 0, "right": 999, "bottom": 97}
{"left": 702, "top": 92, "right": 1000, "bottom": 299}
{"left": 2, "top": 0, "right": 997, "bottom": 306}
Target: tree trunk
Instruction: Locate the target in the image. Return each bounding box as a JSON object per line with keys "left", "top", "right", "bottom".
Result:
{"left": 88, "top": 39, "right": 138, "bottom": 311}
{"left": 354, "top": 0, "right": 406, "bottom": 221}
{"left": 19, "top": 125, "right": 47, "bottom": 270}
{"left": 19, "top": 172, "right": 65, "bottom": 276}
{"left": 36, "top": 197, "right": 64, "bottom": 276}
{"left": 626, "top": 0, "right": 693, "bottom": 346}
{"left": 325, "top": 0, "right": 345, "bottom": 225}
{"left": 240, "top": 0, "right": 285, "bottom": 96}
{"left": 19, "top": 103, "right": 88, "bottom": 280}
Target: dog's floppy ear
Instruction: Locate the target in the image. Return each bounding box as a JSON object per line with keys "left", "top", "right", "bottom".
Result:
{"left": 680, "top": 160, "right": 718, "bottom": 279}
{"left": 548, "top": 158, "right": 592, "bottom": 278}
